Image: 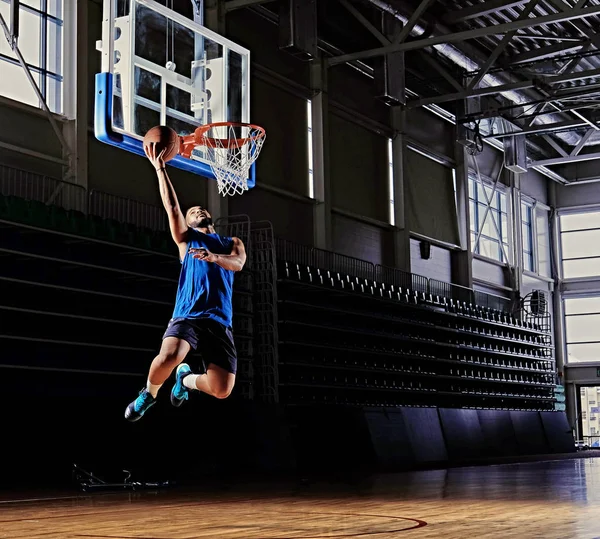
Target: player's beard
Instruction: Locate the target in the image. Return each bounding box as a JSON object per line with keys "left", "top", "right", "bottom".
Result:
{"left": 191, "top": 216, "right": 213, "bottom": 229}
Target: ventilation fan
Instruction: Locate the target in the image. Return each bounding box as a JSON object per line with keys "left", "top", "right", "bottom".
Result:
{"left": 523, "top": 290, "right": 549, "bottom": 316}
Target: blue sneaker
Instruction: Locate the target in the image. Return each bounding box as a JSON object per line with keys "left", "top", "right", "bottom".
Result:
{"left": 124, "top": 389, "right": 156, "bottom": 422}
{"left": 171, "top": 363, "right": 192, "bottom": 407}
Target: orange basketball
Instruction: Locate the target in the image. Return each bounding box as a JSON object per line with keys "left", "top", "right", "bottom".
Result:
{"left": 143, "top": 125, "right": 180, "bottom": 162}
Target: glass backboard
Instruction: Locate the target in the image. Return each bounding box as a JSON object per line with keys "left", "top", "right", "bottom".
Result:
{"left": 94, "top": 0, "right": 254, "bottom": 186}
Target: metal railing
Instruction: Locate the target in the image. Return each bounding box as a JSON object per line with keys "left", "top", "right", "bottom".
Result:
{"left": 89, "top": 190, "right": 168, "bottom": 231}
{"left": 0, "top": 163, "right": 87, "bottom": 213}
{"left": 276, "top": 238, "right": 513, "bottom": 315}
{"left": 275, "top": 238, "right": 375, "bottom": 281}
{"left": 474, "top": 289, "right": 512, "bottom": 313}
{"left": 376, "top": 264, "right": 428, "bottom": 294}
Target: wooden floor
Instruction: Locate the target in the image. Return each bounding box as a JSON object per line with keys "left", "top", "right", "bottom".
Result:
{"left": 2, "top": 457, "right": 600, "bottom": 538}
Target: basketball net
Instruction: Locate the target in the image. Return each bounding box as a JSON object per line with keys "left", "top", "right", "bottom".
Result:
{"left": 183, "top": 122, "right": 266, "bottom": 197}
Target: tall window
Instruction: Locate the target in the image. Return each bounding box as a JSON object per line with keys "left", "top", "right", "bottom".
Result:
{"left": 564, "top": 296, "right": 600, "bottom": 363}
{"left": 388, "top": 138, "right": 395, "bottom": 226}
{"left": 306, "top": 100, "right": 314, "bottom": 198}
{"left": 522, "top": 201, "right": 535, "bottom": 272}
{"left": 469, "top": 175, "right": 510, "bottom": 263}
{"left": 560, "top": 210, "right": 600, "bottom": 279}
{"left": 0, "top": 0, "right": 63, "bottom": 113}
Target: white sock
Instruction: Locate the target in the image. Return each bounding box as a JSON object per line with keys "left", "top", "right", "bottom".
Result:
{"left": 146, "top": 379, "right": 162, "bottom": 398}
{"left": 183, "top": 374, "right": 200, "bottom": 391}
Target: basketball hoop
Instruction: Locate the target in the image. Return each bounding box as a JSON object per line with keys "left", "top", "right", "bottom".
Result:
{"left": 179, "top": 122, "right": 266, "bottom": 196}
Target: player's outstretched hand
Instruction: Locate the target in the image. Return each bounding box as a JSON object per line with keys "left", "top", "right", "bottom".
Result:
{"left": 144, "top": 142, "right": 166, "bottom": 171}
{"left": 189, "top": 247, "right": 218, "bottom": 263}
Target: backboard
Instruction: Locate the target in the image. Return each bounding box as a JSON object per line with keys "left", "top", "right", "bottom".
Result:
{"left": 94, "top": 0, "right": 255, "bottom": 187}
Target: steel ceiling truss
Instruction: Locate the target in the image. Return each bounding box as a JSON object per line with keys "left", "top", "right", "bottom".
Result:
{"left": 325, "top": 0, "right": 600, "bottom": 170}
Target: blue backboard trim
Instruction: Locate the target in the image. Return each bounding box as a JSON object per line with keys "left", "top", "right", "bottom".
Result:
{"left": 94, "top": 72, "right": 256, "bottom": 188}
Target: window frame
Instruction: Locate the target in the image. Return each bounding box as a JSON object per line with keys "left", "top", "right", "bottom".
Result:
{"left": 521, "top": 197, "right": 537, "bottom": 275}
{"left": 0, "top": 0, "right": 65, "bottom": 114}
{"left": 468, "top": 172, "right": 511, "bottom": 265}
{"left": 563, "top": 294, "right": 600, "bottom": 365}
{"left": 558, "top": 206, "right": 600, "bottom": 282}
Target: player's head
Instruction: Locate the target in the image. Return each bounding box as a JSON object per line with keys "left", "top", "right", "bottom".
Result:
{"left": 186, "top": 206, "right": 213, "bottom": 229}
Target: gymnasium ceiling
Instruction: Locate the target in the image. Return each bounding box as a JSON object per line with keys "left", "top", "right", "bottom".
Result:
{"left": 228, "top": 0, "right": 600, "bottom": 184}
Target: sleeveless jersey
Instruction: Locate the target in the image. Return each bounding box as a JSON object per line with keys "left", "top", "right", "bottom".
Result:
{"left": 172, "top": 229, "right": 235, "bottom": 328}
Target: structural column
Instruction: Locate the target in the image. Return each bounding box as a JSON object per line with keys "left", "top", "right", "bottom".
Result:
{"left": 311, "top": 57, "right": 332, "bottom": 250}
{"left": 452, "top": 139, "right": 473, "bottom": 288}
{"left": 75, "top": 0, "right": 88, "bottom": 193}
{"left": 390, "top": 106, "right": 410, "bottom": 272}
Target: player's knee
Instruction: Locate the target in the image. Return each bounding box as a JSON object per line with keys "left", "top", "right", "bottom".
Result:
{"left": 157, "top": 351, "right": 182, "bottom": 368}
{"left": 213, "top": 386, "right": 232, "bottom": 399}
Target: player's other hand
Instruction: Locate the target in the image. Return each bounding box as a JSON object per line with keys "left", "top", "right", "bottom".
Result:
{"left": 144, "top": 142, "right": 166, "bottom": 171}
{"left": 189, "top": 247, "right": 218, "bottom": 263}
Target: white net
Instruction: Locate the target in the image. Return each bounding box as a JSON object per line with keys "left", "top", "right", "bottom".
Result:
{"left": 199, "top": 123, "right": 266, "bottom": 197}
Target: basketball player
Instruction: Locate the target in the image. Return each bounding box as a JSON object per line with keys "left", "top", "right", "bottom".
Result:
{"left": 124, "top": 142, "right": 247, "bottom": 421}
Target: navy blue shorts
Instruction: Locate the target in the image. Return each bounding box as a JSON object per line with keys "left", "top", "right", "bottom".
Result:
{"left": 162, "top": 318, "right": 237, "bottom": 374}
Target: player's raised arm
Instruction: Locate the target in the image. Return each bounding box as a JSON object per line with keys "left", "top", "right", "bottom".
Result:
{"left": 145, "top": 142, "right": 188, "bottom": 246}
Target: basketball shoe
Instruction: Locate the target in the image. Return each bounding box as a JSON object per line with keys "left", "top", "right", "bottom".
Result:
{"left": 171, "top": 363, "right": 192, "bottom": 407}
{"left": 124, "top": 389, "right": 156, "bottom": 422}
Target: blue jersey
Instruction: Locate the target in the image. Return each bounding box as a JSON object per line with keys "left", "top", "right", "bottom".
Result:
{"left": 172, "top": 229, "right": 235, "bottom": 328}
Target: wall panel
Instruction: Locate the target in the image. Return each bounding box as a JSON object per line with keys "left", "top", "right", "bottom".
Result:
{"left": 87, "top": 136, "right": 207, "bottom": 209}
{"left": 469, "top": 143, "right": 504, "bottom": 183}
{"left": 227, "top": 10, "right": 310, "bottom": 87}
{"left": 405, "top": 107, "right": 454, "bottom": 160}
{"left": 230, "top": 187, "right": 313, "bottom": 245}
{"left": 556, "top": 182, "right": 600, "bottom": 208}
{"left": 332, "top": 212, "right": 394, "bottom": 266}
{"left": 410, "top": 239, "right": 452, "bottom": 282}
{"left": 330, "top": 113, "right": 389, "bottom": 222}
{"left": 0, "top": 102, "right": 63, "bottom": 168}
{"left": 328, "top": 65, "right": 390, "bottom": 127}
{"left": 252, "top": 77, "right": 309, "bottom": 196}
{"left": 522, "top": 168, "right": 548, "bottom": 203}
{"left": 473, "top": 258, "right": 508, "bottom": 288}
{"left": 405, "top": 149, "right": 459, "bottom": 244}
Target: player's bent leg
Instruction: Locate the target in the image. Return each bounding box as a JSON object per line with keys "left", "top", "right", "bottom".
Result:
{"left": 148, "top": 337, "right": 191, "bottom": 387}
{"left": 206, "top": 364, "right": 236, "bottom": 399}
{"left": 125, "top": 337, "right": 191, "bottom": 422}
{"left": 181, "top": 363, "right": 236, "bottom": 399}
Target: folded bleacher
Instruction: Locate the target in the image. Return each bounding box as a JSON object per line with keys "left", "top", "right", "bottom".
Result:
{"left": 275, "top": 239, "right": 556, "bottom": 411}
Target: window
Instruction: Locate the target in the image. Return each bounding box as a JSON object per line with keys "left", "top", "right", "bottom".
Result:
{"left": 0, "top": 0, "right": 63, "bottom": 113}
{"left": 469, "top": 175, "right": 510, "bottom": 263}
{"left": 560, "top": 210, "right": 600, "bottom": 279}
{"left": 583, "top": 411, "right": 588, "bottom": 420}
{"left": 564, "top": 296, "right": 600, "bottom": 363}
{"left": 522, "top": 201, "right": 535, "bottom": 272}
{"left": 388, "top": 138, "right": 395, "bottom": 226}
{"left": 306, "top": 100, "right": 314, "bottom": 199}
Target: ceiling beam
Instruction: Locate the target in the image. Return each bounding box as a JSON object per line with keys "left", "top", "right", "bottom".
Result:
{"left": 484, "top": 119, "right": 591, "bottom": 139}
{"left": 570, "top": 128, "right": 595, "bottom": 156}
{"left": 530, "top": 151, "right": 600, "bottom": 167}
{"left": 466, "top": 0, "right": 541, "bottom": 91}
{"left": 393, "top": 0, "right": 436, "bottom": 44}
{"left": 442, "top": 0, "right": 530, "bottom": 25}
{"left": 505, "top": 41, "right": 586, "bottom": 64}
{"left": 328, "top": 3, "right": 600, "bottom": 66}
{"left": 419, "top": 51, "right": 464, "bottom": 91}
{"left": 224, "top": 0, "right": 277, "bottom": 12}
{"left": 409, "top": 65, "right": 600, "bottom": 107}
{"left": 338, "top": 0, "right": 390, "bottom": 46}
{"left": 542, "top": 135, "right": 569, "bottom": 157}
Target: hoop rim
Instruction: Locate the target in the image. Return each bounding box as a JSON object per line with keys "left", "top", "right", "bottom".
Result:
{"left": 192, "top": 122, "right": 266, "bottom": 149}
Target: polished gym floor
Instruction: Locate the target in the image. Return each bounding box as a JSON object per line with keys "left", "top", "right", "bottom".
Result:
{"left": 2, "top": 457, "right": 600, "bottom": 538}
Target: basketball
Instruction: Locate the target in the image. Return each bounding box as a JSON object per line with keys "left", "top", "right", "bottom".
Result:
{"left": 143, "top": 125, "right": 180, "bottom": 162}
